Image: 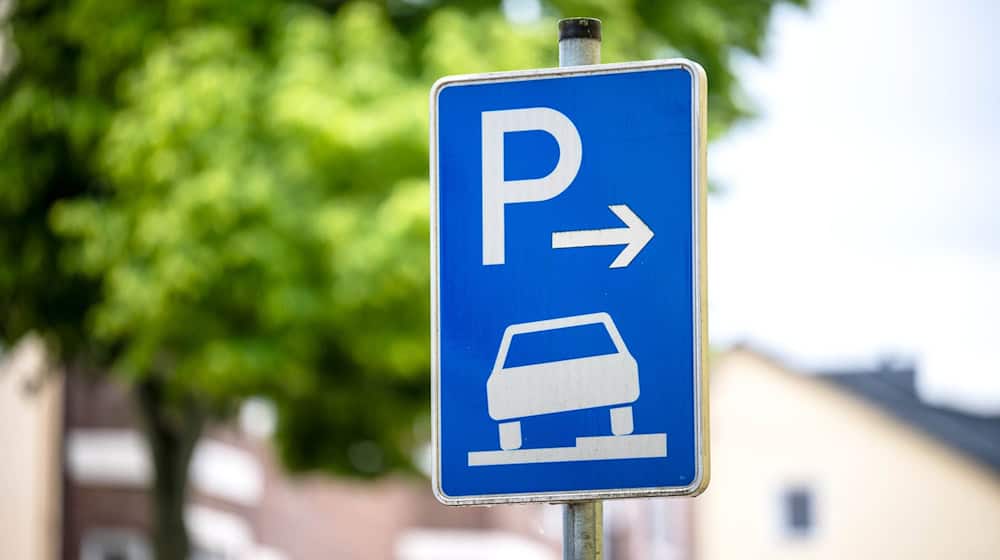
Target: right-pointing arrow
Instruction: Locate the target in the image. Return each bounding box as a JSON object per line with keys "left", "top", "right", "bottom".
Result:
{"left": 551, "top": 204, "right": 654, "bottom": 268}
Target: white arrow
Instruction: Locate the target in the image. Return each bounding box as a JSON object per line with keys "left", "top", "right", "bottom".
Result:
{"left": 551, "top": 204, "right": 654, "bottom": 268}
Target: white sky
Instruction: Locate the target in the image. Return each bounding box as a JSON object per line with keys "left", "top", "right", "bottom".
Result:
{"left": 708, "top": 0, "right": 1000, "bottom": 414}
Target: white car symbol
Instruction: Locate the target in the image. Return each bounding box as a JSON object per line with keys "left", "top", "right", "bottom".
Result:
{"left": 487, "top": 312, "right": 639, "bottom": 450}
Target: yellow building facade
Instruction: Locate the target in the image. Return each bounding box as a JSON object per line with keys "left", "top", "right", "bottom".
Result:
{"left": 0, "top": 337, "right": 63, "bottom": 560}
{"left": 695, "top": 349, "right": 1000, "bottom": 559}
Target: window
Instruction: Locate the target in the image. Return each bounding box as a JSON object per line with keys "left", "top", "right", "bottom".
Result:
{"left": 502, "top": 321, "right": 617, "bottom": 368}
{"left": 781, "top": 486, "right": 815, "bottom": 537}
{"left": 191, "top": 548, "right": 227, "bottom": 560}
{"left": 80, "top": 529, "right": 151, "bottom": 560}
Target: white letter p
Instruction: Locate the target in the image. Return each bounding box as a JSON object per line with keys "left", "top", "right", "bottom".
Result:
{"left": 481, "top": 108, "right": 581, "bottom": 265}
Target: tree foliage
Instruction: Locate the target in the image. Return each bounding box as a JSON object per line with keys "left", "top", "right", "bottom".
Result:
{"left": 2, "top": 2, "right": 804, "bottom": 555}
{"left": 1, "top": 0, "right": 805, "bottom": 474}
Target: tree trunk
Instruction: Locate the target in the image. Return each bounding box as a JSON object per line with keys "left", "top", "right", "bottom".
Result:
{"left": 135, "top": 377, "right": 205, "bottom": 560}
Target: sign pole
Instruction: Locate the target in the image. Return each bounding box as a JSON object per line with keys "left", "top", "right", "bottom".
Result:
{"left": 432, "top": 0, "right": 708, "bottom": 534}
{"left": 558, "top": 17, "right": 604, "bottom": 560}
{"left": 563, "top": 499, "right": 603, "bottom": 560}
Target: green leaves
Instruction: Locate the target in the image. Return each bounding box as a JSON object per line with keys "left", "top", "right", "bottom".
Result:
{"left": 0, "top": 0, "right": 805, "bottom": 476}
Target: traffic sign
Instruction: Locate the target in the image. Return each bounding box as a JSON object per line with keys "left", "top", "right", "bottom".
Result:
{"left": 431, "top": 60, "right": 708, "bottom": 505}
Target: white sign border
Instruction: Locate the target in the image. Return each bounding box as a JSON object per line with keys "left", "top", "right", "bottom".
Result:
{"left": 429, "top": 59, "right": 709, "bottom": 506}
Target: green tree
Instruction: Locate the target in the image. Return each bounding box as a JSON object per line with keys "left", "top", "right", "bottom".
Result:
{"left": 0, "top": 0, "right": 804, "bottom": 557}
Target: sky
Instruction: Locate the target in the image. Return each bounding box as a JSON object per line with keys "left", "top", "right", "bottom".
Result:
{"left": 708, "top": 0, "right": 1000, "bottom": 414}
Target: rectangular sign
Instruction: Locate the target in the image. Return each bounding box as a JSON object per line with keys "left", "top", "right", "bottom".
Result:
{"left": 430, "top": 60, "right": 708, "bottom": 504}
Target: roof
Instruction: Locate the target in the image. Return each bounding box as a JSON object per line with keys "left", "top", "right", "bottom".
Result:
{"left": 819, "top": 366, "right": 1000, "bottom": 475}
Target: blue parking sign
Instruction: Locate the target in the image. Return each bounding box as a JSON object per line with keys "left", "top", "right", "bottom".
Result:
{"left": 431, "top": 60, "right": 709, "bottom": 504}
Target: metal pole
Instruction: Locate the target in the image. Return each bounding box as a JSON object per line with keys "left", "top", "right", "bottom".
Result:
{"left": 563, "top": 500, "right": 603, "bottom": 560}
{"left": 558, "top": 17, "right": 602, "bottom": 67}
{"left": 558, "top": 16, "right": 603, "bottom": 560}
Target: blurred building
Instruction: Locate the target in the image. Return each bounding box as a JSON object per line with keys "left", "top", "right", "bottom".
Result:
{"left": 60, "top": 373, "right": 566, "bottom": 560}
{"left": 0, "top": 336, "right": 63, "bottom": 560}
{"left": 0, "top": 336, "right": 561, "bottom": 560}
{"left": 3, "top": 338, "right": 999, "bottom": 559}
{"left": 697, "top": 348, "right": 1000, "bottom": 559}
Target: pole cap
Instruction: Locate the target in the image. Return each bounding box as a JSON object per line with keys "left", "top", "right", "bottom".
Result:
{"left": 558, "top": 18, "right": 602, "bottom": 41}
